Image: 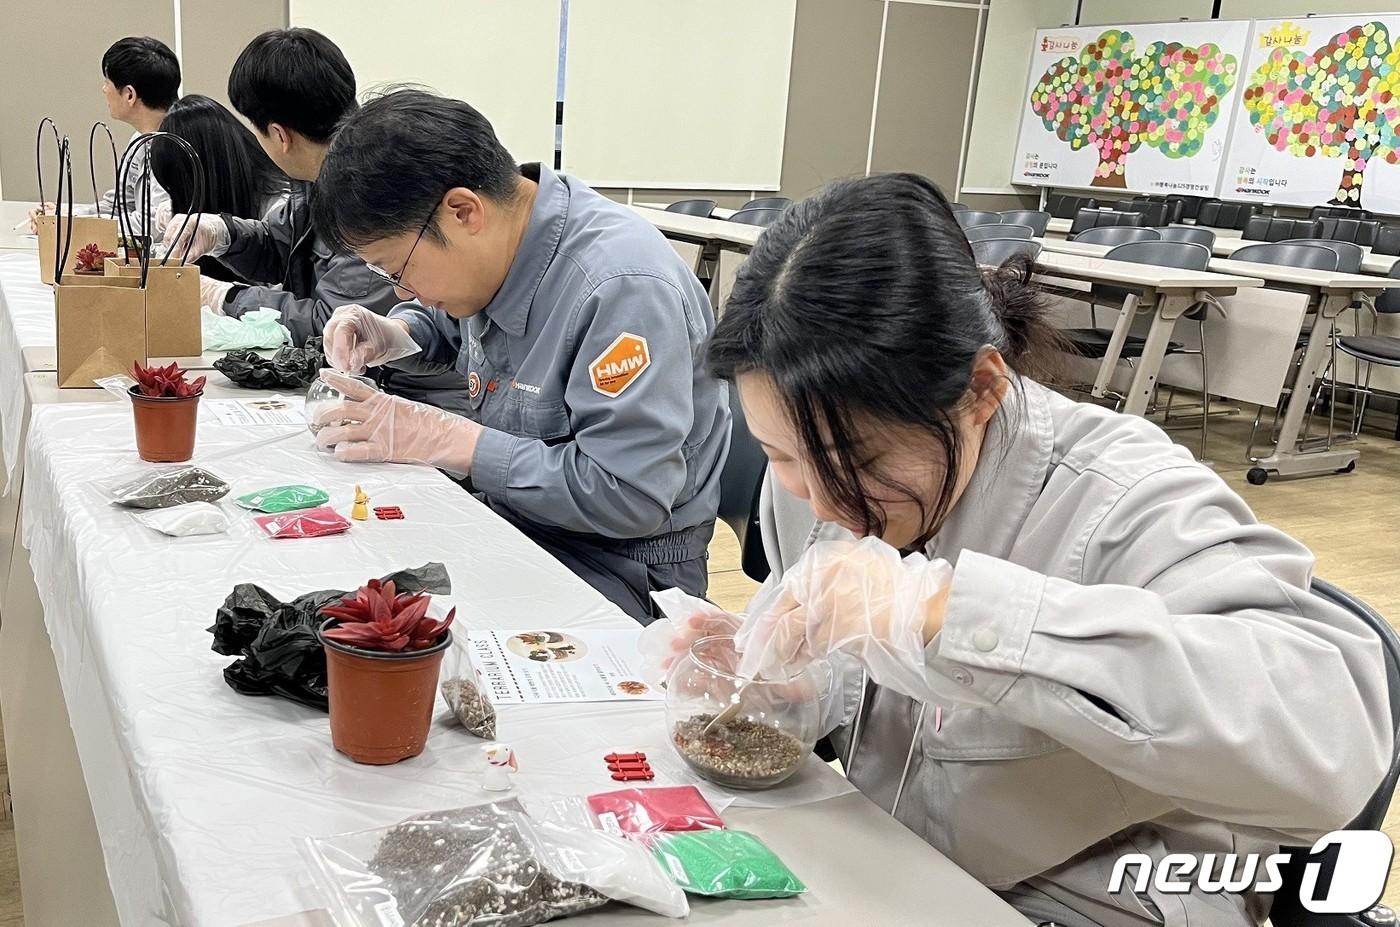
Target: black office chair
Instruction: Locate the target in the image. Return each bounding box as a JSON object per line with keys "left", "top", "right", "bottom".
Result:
{"left": 716, "top": 397, "right": 771, "bottom": 583}
{"left": 665, "top": 199, "right": 717, "bottom": 218}
{"left": 1047, "top": 193, "right": 1099, "bottom": 219}
{"left": 728, "top": 207, "right": 784, "bottom": 228}
{"left": 1372, "top": 225, "right": 1400, "bottom": 257}
{"left": 1268, "top": 578, "right": 1400, "bottom": 927}
{"left": 955, "top": 209, "right": 1001, "bottom": 229}
{"left": 1165, "top": 194, "right": 1205, "bottom": 222}
{"left": 1119, "top": 198, "right": 1182, "bottom": 227}
{"left": 1278, "top": 238, "right": 1364, "bottom": 275}
{"left": 1198, "top": 199, "right": 1263, "bottom": 231}
{"left": 1232, "top": 241, "right": 1342, "bottom": 272}
{"left": 1315, "top": 217, "right": 1383, "bottom": 248}
{"left": 743, "top": 196, "right": 790, "bottom": 212}
{"left": 966, "top": 223, "right": 1032, "bottom": 242}
{"left": 1062, "top": 240, "right": 1218, "bottom": 457}
{"left": 1157, "top": 226, "right": 1216, "bottom": 249}
{"left": 998, "top": 210, "right": 1051, "bottom": 236}
{"left": 1072, "top": 225, "right": 1160, "bottom": 246}
{"left": 971, "top": 238, "right": 1042, "bottom": 265}
{"left": 1330, "top": 262, "right": 1400, "bottom": 442}
{"left": 1069, "top": 207, "right": 1145, "bottom": 236}
{"left": 1310, "top": 204, "right": 1372, "bottom": 222}
{"left": 1244, "top": 215, "right": 1320, "bottom": 243}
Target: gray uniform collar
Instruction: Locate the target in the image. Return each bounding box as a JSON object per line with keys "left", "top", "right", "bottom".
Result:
{"left": 926, "top": 378, "right": 1055, "bottom": 565}
{"left": 481, "top": 163, "right": 570, "bottom": 338}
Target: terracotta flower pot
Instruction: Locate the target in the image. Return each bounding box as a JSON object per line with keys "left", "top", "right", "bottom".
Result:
{"left": 129, "top": 386, "right": 201, "bottom": 462}
{"left": 320, "top": 618, "right": 450, "bottom": 765}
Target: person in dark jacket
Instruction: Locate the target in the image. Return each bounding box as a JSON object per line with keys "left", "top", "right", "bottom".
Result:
{"left": 158, "top": 28, "right": 468, "bottom": 412}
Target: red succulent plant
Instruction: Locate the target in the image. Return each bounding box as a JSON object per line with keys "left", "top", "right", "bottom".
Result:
{"left": 131, "top": 361, "right": 207, "bottom": 398}
{"left": 320, "top": 579, "right": 456, "bottom": 653}
{"left": 74, "top": 242, "right": 117, "bottom": 272}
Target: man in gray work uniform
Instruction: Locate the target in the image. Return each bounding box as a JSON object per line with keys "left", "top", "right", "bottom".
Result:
{"left": 160, "top": 28, "right": 468, "bottom": 413}
{"left": 310, "top": 90, "right": 730, "bottom": 623}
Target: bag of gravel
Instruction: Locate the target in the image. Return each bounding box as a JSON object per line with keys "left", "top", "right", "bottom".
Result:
{"left": 299, "top": 799, "right": 686, "bottom": 926}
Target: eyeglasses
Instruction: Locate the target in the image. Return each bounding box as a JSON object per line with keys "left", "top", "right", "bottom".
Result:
{"left": 366, "top": 207, "right": 435, "bottom": 295}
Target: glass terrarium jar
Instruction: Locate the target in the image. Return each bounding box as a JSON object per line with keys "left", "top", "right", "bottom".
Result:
{"left": 305, "top": 373, "right": 376, "bottom": 449}
{"left": 666, "top": 635, "right": 819, "bottom": 790}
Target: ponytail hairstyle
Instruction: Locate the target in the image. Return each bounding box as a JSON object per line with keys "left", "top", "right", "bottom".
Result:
{"left": 707, "top": 172, "right": 1057, "bottom": 541}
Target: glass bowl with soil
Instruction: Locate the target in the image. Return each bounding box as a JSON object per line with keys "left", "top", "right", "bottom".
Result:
{"left": 666, "top": 635, "right": 819, "bottom": 790}
{"left": 305, "top": 373, "right": 377, "bottom": 450}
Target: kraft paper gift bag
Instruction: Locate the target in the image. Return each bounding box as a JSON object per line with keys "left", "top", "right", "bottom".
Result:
{"left": 54, "top": 273, "right": 147, "bottom": 388}
{"left": 105, "top": 258, "right": 202, "bottom": 358}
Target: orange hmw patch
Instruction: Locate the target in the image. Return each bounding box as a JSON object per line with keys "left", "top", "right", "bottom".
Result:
{"left": 590, "top": 333, "right": 651, "bottom": 397}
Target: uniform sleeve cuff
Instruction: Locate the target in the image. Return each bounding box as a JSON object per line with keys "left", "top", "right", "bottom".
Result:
{"left": 469, "top": 426, "right": 520, "bottom": 497}
{"left": 389, "top": 306, "right": 436, "bottom": 348}
{"left": 925, "top": 550, "right": 1046, "bottom": 703}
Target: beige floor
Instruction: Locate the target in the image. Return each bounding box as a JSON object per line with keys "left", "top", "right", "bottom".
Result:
{"left": 0, "top": 408, "right": 1393, "bottom": 924}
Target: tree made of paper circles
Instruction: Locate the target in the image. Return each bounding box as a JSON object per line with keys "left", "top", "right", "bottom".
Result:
{"left": 1030, "top": 30, "right": 1238, "bottom": 188}
{"left": 1243, "top": 21, "right": 1400, "bottom": 207}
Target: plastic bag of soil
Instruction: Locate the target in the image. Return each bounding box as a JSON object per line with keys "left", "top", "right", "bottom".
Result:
{"left": 102, "top": 466, "right": 231, "bottom": 509}
{"left": 214, "top": 336, "right": 327, "bottom": 390}
{"left": 208, "top": 561, "right": 450, "bottom": 710}
{"left": 299, "top": 799, "right": 687, "bottom": 927}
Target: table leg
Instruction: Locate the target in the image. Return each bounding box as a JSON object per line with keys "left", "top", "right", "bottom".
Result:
{"left": 1091, "top": 293, "right": 1140, "bottom": 399}
{"left": 1254, "top": 292, "right": 1360, "bottom": 479}
{"left": 1122, "top": 291, "right": 1183, "bottom": 416}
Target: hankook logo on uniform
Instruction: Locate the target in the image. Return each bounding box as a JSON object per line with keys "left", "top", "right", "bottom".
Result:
{"left": 1109, "top": 831, "right": 1393, "bottom": 914}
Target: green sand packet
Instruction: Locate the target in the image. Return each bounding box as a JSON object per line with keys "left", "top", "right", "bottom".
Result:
{"left": 234, "top": 484, "right": 330, "bottom": 514}
{"left": 650, "top": 829, "right": 806, "bottom": 899}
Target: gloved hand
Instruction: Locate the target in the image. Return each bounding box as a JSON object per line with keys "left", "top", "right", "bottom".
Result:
{"left": 638, "top": 589, "right": 743, "bottom": 687}
{"left": 26, "top": 203, "right": 55, "bottom": 234}
{"left": 200, "top": 277, "right": 234, "bottom": 313}
{"left": 313, "top": 370, "right": 483, "bottom": 469}
{"left": 323, "top": 305, "right": 421, "bottom": 373}
{"left": 161, "top": 213, "right": 230, "bottom": 261}
{"left": 734, "top": 537, "right": 952, "bottom": 701}
{"left": 153, "top": 201, "right": 173, "bottom": 242}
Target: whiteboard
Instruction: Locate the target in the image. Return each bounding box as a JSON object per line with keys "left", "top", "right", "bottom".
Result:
{"left": 1012, "top": 20, "right": 1251, "bottom": 196}
{"left": 289, "top": 0, "right": 560, "bottom": 166}
{"left": 1222, "top": 14, "right": 1400, "bottom": 211}
{"left": 561, "top": 0, "right": 796, "bottom": 190}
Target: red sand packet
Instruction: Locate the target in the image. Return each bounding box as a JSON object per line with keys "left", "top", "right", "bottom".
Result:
{"left": 586, "top": 786, "right": 724, "bottom": 834}
{"left": 254, "top": 505, "right": 351, "bottom": 539}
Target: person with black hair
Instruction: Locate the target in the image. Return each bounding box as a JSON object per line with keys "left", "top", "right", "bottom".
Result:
{"left": 150, "top": 94, "right": 289, "bottom": 286}
{"left": 657, "top": 173, "right": 1390, "bottom": 927}
{"left": 307, "top": 89, "right": 729, "bottom": 624}
{"left": 159, "top": 29, "right": 467, "bottom": 412}
{"left": 27, "top": 35, "right": 178, "bottom": 233}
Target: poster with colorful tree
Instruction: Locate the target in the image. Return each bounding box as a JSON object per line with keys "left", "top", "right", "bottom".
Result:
{"left": 1013, "top": 20, "right": 1250, "bottom": 195}
{"left": 1224, "top": 17, "right": 1400, "bottom": 211}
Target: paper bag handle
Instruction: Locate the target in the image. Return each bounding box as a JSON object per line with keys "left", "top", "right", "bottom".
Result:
{"left": 117, "top": 131, "right": 205, "bottom": 275}
{"left": 52, "top": 137, "right": 75, "bottom": 286}
{"left": 34, "top": 117, "right": 61, "bottom": 218}
{"left": 88, "top": 122, "right": 120, "bottom": 220}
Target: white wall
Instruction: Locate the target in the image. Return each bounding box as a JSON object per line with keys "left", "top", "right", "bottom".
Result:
{"left": 960, "top": 0, "right": 1075, "bottom": 195}
{"left": 1077, "top": 0, "right": 1214, "bottom": 24}
{"left": 1217, "top": 0, "right": 1400, "bottom": 16}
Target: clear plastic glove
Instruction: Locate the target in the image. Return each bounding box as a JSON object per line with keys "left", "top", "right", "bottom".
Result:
{"left": 161, "top": 213, "right": 229, "bottom": 261}
{"left": 322, "top": 305, "right": 421, "bottom": 373}
{"left": 639, "top": 588, "right": 743, "bottom": 688}
{"left": 153, "top": 201, "right": 172, "bottom": 242}
{"left": 26, "top": 203, "right": 55, "bottom": 234}
{"left": 734, "top": 537, "right": 952, "bottom": 702}
{"left": 312, "top": 370, "right": 482, "bottom": 469}
{"left": 199, "top": 277, "right": 233, "bottom": 313}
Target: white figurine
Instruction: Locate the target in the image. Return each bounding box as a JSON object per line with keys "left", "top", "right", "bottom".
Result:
{"left": 481, "top": 742, "right": 518, "bottom": 792}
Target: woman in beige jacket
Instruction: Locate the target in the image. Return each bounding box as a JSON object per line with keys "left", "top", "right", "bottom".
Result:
{"left": 696, "top": 173, "right": 1393, "bottom": 926}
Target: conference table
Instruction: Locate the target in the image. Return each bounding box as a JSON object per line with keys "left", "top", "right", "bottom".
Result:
{"left": 1021, "top": 249, "right": 1263, "bottom": 417}
{"left": 629, "top": 204, "right": 762, "bottom": 250}
{"left": 1, "top": 392, "right": 1032, "bottom": 927}
{"left": 1205, "top": 233, "right": 1399, "bottom": 275}
{"left": 1037, "top": 236, "right": 1400, "bottom": 480}
{"left": 637, "top": 200, "right": 738, "bottom": 220}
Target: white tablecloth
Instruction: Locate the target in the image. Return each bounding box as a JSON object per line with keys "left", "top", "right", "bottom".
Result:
{"left": 0, "top": 252, "right": 52, "bottom": 485}
{"left": 20, "top": 406, "right": 851, "bottom": 927}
